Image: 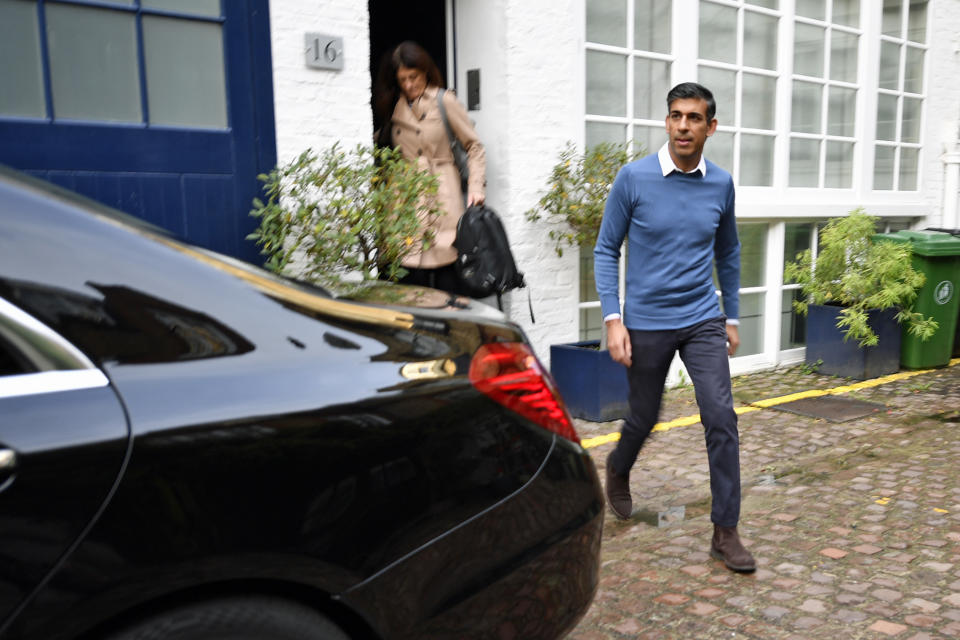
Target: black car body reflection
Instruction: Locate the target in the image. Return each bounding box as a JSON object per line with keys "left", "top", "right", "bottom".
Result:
{"left": 0, "top": 168, "right": 603, "bottom": 640}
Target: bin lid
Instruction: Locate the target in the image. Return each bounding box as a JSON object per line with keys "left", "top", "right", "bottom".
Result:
{"left": 872, "top": 230, "right": 960, "bottom": 256}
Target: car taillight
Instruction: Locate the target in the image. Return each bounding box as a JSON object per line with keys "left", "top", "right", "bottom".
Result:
{"left": 468, "top": 342, "right": 580, "bottom": 444}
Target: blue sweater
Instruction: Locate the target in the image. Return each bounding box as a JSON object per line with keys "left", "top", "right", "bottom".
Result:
{"left": 594, "top": 153, "right": 740, "bottom": 330}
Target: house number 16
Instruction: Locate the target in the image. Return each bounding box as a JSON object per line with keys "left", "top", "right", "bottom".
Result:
{"left": 305, "top": 33, "right": 344, "bottom": 71}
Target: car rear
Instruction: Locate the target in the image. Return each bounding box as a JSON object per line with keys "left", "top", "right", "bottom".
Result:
{"left": 0, "top": 167, "right": 603, "bottom": 640}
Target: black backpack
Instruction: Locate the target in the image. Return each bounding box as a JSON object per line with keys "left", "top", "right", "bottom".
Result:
{"left": 453, "top": 205, "right": 527, "bottom": 305}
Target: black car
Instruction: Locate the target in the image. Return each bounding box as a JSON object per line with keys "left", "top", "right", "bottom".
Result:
{"left": 0, "top": 169, "right": 603, "bottom": 640}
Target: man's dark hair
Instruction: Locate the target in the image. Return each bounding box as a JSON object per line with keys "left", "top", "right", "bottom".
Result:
{"left": 667, "top": 82, "right": 716, "bottom": 121}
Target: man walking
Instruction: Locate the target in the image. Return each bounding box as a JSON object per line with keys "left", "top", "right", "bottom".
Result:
{"left": 593, "top": 82, "right": 755, "bottom": 572}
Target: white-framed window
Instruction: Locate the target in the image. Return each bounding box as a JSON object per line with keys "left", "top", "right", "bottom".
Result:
{"left": 780, "top": 221, "right": 821, "bottom": 350}
{"left": 734, "top": 222, "right": 768, "bottom": 356}
{"left": 873, "top": 0, "right": 927, "bottom": 191}
{"left": 698, "top": 0, "right": 781, "bottom": 183}
{"left": 788, "top": 1, "right": 861, "bottom": 188}
{"left": 581, "top": 0, "right": 674, "bottom": 341}
{"left": 585, "top": 0, "right": 673, "bottom": 153}
{"left": 582, "top": 0, "right": 931, "bottom": 355}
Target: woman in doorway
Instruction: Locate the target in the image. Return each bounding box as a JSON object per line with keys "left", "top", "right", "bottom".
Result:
{"left": 373, "top": 40, "right": 486, "bottom": 294}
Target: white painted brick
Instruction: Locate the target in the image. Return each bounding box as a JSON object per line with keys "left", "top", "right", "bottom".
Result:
{"left": 269, "top": 1, "right": 373, "bottom": 165}
{"left": 922, "top": 0, "right": 960, "bottom": 227}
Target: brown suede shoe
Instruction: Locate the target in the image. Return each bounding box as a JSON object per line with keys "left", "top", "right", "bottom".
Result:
{"left": 711, "top": 525, "right": 756, "bottom": 572}
{"left": 605, "top": 455, "right": 632, "bottom": 519}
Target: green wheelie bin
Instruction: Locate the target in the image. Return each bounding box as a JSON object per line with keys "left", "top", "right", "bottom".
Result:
{"left": 873, "top": 230, "right": 960, "bottom": 369}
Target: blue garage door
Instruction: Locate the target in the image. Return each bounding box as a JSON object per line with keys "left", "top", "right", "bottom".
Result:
{"left": 0, "top": 0, "right": 276, "bottom": 263}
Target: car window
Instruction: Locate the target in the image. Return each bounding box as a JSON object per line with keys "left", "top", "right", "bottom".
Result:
{"left": 0, "top": 334, "right": 32, "bottom": 376}
{"left": 0, "top": 296, "right": 108, "bottom": 398}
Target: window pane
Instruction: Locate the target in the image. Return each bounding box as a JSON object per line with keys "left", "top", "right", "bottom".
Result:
{"left": 699, "top": 1, "right": 737, "bottom": 64}
{"left": 698, "top": 66, "right": 736, "bottom": 125}
{"left": 633, "top": 124, "right": 667, "bottom": 155}
{"left": 0, "top": 1, "right": 45, "bottom": 117}
{"left": 832, "top": 0, "right": 860, "bottom": 27}
{"left": 737, "top": 292, "right": 765, "bottom": 356}
{"left": 781, "top": 289, "right": 806, "bottom": 348}
{"left": 791, "top": 80, "right": 822, "bottom": 134}
{"left": 901, "top": 96, "right": 921, "bottom": 143}
{"left": 749, "top": 0, "right": 779, "bottom": 8}
{"left": 586, "top": 121, "right": 627, "bottom": 147}
{"left": 587, "top": 0, "right": 627, "bottom": 46}
{"left": 635, "top": 0, "right": 671, "bottom": 53}
{"left": 707, "top": 130, "right": 734, "bottom": 172}
{"left": 827, "top": 86, "right": 856, "bottom": 136}
{"left": 794, "top": 23, "right": 825, "bottom": 77}
{"left": 783, "top": 223, "right": 812, "bottom": 274}
{"left": 46, "top": 4, "right": 141, "bottom": 123}
{"left": 740, "top": 134, "right": 775, "bottom": 186}
{"left": 580, "top": 253, "right": 598, "bottom": 301}
{"left": 141, "top": 0, "right": 221, "bottom": 17}
{"left": 143, "top": 17, "right": 227, "bottom": 128}
{"left": 874, "top": 145, "right": 895, "bottom": 190}
{"left": 634, "top": 58, "right": 671, "bottom": 119}
{"left": 744, "top": 11, "right": 778, "bottom": 71}
{"left": 825, "top": 140, "right": 854, "bottom": 188}
{"left": 829, "top": 31, "right": 858, "bottom": 83}
{"left": 795, "top": 0, "right": 825, "bottom": 20}
{"left": 579, "top": 307, "right": 602, "bottom": 341}
{"left": 738, "top": 223, "right": 767, "bottom": 288}
{"left": 876, "top": 93, "right": 898, "bottom": 141}
{"left": 899, "top": 147, "right": 918, "bottom": 190}
{"left": 586, "top": 51, "right": 627, "bottom": 116}
{"left": 883, "top": 219, "right": 913, "bottom": 233}
{"left": 790, "top": 138, "right": 820, "bottom": 187}
{"left": 882, "top": 0, "right": 902, "bottom": 37}
{"left": 741, "top": 73, "right": 776, "bottom": 130}
{"left": 904, "top": 45, "right": 924, "bottom": 94}
{"left": 907, "top": 0, "right": 927, "bottom": 43}
{"left": 879, "top": 41, "right": 900, "bottom": 90}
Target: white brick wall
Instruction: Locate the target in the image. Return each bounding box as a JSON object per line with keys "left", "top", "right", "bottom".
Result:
{"left": 269, "top": 1, "right": 373, "bottom": 166}
{"left": 455, "top": 0, "right": 584, "bottom": 366}
{"left": 923, "top": 0, "right": 960, "bottom": 228}
{"left": 501, "top": 0, "right": 585, "bottom": 365}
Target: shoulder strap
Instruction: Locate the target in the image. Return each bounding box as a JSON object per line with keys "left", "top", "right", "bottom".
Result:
{"left": 435, "top": 89, "right": 457, "bottom": 148}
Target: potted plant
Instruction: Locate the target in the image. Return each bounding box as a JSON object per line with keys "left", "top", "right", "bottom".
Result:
{"left": 783, "top": 208, "right": 938, "bottom": 380}
{"left": 525, "top": 141, "right": 640, "bottom": 421}
{"left": 248, "top": 143, "right": 440, "bottom": 289}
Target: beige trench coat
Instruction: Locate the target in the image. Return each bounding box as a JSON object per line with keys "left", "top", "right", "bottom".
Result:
{"left": 390, "top": 85, "right": 486, "bottom": 268}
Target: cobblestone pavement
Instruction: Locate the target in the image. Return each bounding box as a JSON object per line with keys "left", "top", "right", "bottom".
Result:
{"left": 568, "top": 360, "right": 960, "bottom": 640}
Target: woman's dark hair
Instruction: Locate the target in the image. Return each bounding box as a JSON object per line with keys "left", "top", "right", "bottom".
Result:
{"left": 373, "top": 41, "right": 445, "bottom": 131}
{"left": 666, "top": 82, "right": 717, "bottom": 121}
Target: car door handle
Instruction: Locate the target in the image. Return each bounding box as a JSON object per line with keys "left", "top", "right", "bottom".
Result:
{"left": 0, "top": 448, "right": 16, "bottom": 472}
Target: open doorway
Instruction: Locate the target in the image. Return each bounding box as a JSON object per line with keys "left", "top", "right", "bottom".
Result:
{"left": 368, "top": 0, "right": 450, "bottom": 133}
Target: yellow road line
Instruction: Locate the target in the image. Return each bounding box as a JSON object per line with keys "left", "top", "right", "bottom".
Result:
{"left": 580, "top": 357, "right": 959, "bottom": 449}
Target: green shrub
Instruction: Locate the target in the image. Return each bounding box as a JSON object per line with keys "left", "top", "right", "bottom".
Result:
{"left": 248, "top": 144, "right": 440, "bottom": 286}
{"left": 783, "top": 208, "right": 938, "bottom": 347}
{"left": 525, "top": 141, "right": 642, "bottom": 256}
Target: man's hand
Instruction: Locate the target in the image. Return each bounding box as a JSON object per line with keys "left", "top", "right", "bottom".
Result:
{"left": 726, "top": 323, "right": 740, "bottom": 357}
{"left": 466, "top": 191, "right": 485, "bottom": 207}
{"left": 606, "top": 318, "right": 632, "bottom": 367}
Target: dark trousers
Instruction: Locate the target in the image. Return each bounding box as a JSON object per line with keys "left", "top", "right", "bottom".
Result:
{"left": 608, "top": 317, "right": 741, "bottom": 527}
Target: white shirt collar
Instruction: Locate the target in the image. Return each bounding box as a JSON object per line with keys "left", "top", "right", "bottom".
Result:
{"left": 658, "top": 143, "right": 707, "bottom": 177}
